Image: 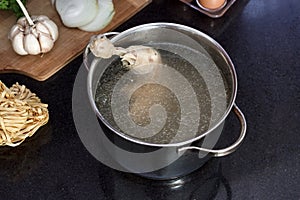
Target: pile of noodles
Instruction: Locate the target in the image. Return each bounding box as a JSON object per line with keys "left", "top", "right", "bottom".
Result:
{"left": 0, "top": 81, "right": 49, "bottom": 147}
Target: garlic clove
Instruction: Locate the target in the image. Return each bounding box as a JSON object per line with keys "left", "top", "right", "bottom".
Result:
{"left": 29, "top": 26, "right": 39, "bottom": 38}
{"left": 24, "top": 34, "right": 41, "bottom": 55}
{"left": 12, "top": 32, "right": 28, "bottom": 55}
{"left": 39, "top": 33, "right": 54, "bottom": 53}
{"left": 8, "top": 24, "right": 21, "bottom": 40}
{"left": 33, "top": 15, "right": 59, "bottom": 41}
{"left": 35, "top": 22, "right": 49, "bottom": 35}
{"left": 17, "top": 16, "right": 28, "bottom": 27}
{"left": 40, "top": 19, "right": 59, "bottom": 41}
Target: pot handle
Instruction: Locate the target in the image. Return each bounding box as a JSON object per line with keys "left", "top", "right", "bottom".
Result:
{"left": 178, "top": 104, "right": 247, "bottom": 157}
{"left": 83, "top": 32, "right": 120, "bottom": 71}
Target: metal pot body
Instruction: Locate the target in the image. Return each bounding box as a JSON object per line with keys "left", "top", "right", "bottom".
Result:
{"left": 99, "top": 116, "right": 223, "bottom": 179}
{"left": 86, "top": 23, "right": 246, "bottom": 180}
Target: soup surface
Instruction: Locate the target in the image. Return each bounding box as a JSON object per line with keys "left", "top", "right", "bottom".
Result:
{"left": 95, "top": 43, "right": 229, "bottom": 144}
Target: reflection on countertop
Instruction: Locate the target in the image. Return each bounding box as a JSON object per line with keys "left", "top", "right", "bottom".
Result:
{"left": 0, "top": 124, "right": 52, "bottom": 182}
{"left": 100, "top": 159, "right": 231, "bottom": 200}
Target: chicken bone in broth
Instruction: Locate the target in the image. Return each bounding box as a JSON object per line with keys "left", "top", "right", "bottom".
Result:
{"left": 89, "top": 35, "right": 162, "bottom": 74}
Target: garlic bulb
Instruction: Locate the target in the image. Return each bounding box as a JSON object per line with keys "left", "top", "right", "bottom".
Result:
{"left": 9, "top": 15, "right": 59, "bottom": 55}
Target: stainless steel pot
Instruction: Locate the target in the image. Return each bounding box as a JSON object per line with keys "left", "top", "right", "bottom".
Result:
{"left": 84, "top": 23, "right": 246, "bottom": 180}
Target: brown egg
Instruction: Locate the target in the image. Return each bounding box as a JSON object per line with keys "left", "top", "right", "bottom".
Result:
{"left": 197, "top": 0, "right": 227, "bottom": 10}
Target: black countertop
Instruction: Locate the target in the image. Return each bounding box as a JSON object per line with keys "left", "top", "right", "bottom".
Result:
{"left": 0, "top": 0, "right": 299, "bottom": 199}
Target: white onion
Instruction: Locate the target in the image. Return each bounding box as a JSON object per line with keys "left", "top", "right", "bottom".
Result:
{"left": 54, "top": 0, "right": 114, "bottom": 32}
{"left": 55, "top": 0, "right": 98, "bottom": 27}
{"left": 79, "top": 0, "right": 115, "bottom": 32}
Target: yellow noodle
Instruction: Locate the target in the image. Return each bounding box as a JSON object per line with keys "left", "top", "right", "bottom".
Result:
{"left": 0, "top": 81, "right": 49, "bottom": 147}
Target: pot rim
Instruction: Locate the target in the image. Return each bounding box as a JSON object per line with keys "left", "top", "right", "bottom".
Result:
{"left": 87, "top": 22, "right": 238, "bottom": 148}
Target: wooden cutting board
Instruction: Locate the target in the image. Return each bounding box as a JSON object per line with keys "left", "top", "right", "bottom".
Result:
{"left": 0, "top": 0, "right": 151, "bottom": 81}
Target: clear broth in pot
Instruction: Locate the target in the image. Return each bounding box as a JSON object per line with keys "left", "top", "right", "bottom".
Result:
{"left": 94, "top": 44, "right": 229, "bottom": 144}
